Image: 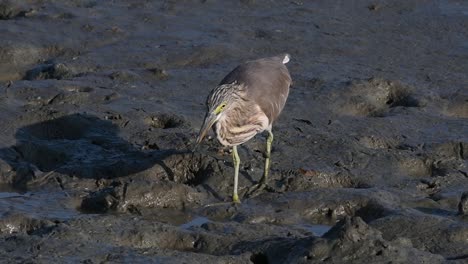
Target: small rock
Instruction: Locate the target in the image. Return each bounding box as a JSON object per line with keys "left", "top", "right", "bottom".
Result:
{"left": 148, "top": 67, "right": 169, "bottom": 80}
{"left": 0, "top": 0, "right": 30, "bottom": 20}
{"left": 324, "top": 216, "right": 382, "bottom": 242}
{"left": 367, "top": 4, "right": 380, "bottom": 11}
{"left": 109, "top": 70, "right": 139, "bottom": 81}
{"left": 24, "top": 63, "right": 73, "bottom": 80}
{"left": 458, "top": 192, "right": 468, "bottom": 215}
{"left": 81, "top": 186, "right": 120, "bottom": 213}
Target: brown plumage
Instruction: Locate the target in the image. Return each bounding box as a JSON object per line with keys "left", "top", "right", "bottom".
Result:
{"left": 197, "top": 54, "right": 292, "bottom": 203}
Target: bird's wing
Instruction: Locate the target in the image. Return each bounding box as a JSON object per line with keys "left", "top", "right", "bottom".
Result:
{"left": 219, "top": 55, "right": 291, "bottom": 123}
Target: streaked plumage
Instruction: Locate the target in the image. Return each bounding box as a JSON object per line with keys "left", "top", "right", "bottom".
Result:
{"left": 197, "top": 54, "right": 292, "bottom": 203}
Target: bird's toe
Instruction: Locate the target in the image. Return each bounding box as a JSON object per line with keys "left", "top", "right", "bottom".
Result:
{"left": 245, "top": 182, "right": 274, "bottom": 198}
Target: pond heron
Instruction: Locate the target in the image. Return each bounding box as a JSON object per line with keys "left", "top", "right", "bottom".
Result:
{"left": 196, "top": 54, "right": 292, "bottom": 203}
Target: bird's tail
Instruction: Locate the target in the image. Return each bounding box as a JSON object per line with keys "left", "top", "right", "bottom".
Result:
{"left": 282, "top": 53, "right": 290, "bottom": 64}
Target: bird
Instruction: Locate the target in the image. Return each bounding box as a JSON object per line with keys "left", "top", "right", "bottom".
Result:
{"left": 196, "top": 54, "right": 292, "bottom": 203}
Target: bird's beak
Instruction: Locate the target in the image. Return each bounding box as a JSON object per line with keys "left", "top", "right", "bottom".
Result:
{"left": 196, "top": 112, "right": 217, "bottom": 145}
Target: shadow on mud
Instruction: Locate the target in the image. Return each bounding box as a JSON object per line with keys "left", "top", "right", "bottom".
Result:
{"left": 0, "top": 113, "right": 205, "bottom": 191}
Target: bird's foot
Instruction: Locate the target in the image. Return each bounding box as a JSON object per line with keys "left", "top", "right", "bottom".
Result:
{"left": 204, "top": 200, "right": 240, "bottom": 208}
{"left": 245, "top": 181, "right": 274, "bottom": 198}
{"left": 233, "top": 193, "right": 241, "bottom": 204}
{"left": 203, "top": 194, "right": 241, "bottom": 208}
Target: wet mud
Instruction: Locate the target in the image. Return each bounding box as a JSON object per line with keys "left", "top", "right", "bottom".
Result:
{"left": 0, "top": 0, "right": 467, "bottom": 263}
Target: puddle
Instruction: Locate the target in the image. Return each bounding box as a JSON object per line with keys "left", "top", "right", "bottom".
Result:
{"left": 179, "top": 216, "right": 210, "bottom": 230}
{"left": 141, "top": 208, "right": 194, "bottom": 225}
{"left": 414, "top": 207, "right": 455, "bottom": 217}
{"left": 296, "top": 224, "right": 333, "bottom": 237}
{"left": 0, "top": 192, "right": 27, "bottom": 199}
{"left": 0, "top": 191, "right": 79, "bottom": 220}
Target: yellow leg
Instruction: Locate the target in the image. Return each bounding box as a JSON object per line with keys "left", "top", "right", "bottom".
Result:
{"left": 232, "top": 145, "right": 241, "bottom": 203}
{"left": 260, "top": 131, "right": 273, "bottom": 184}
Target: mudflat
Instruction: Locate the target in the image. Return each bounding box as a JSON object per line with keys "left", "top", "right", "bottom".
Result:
{"left": 0, "top": 1, "right": 467, "bottom": 263}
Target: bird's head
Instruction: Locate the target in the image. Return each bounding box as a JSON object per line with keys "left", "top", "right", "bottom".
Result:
{"left": 196, "top": 100, "right": 228, "bottom": 145}
{"left": 196, "top": 84, "right": 239, "bottom": 145}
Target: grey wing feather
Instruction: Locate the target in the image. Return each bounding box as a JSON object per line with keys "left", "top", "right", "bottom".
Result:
{"left": 219, "top": 54, "right": 292, "bottom": 123}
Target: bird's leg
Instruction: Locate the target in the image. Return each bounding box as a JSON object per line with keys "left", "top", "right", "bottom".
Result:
{"left": 246, "top": 131, "right": 274, "bottom": 198}
{"left": 232, "top": 145, "right": 241, "bottom": 203}
{"left": 260, "top": 130, "right": 274, "bottom": 185}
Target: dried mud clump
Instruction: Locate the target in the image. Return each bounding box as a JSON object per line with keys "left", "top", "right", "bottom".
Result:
{"left": 0, "top": 213, "right": 55, "bottom": 235}
{"left": 145, "top": 113, "right": 187, "bottom": 129}
{"left": 459, "top": 192, "right": 468, "bottom": 215}
{"left": 398, "top": 157, "right": 433, "bottom": 178}
{"left": 358, "top": 135, "right": 399, "bottom": 149}
{"left": 24, "top": 63, "right": 74, "bottom": 80}
{"left": 280, "top": 167, "right": 356, "bottom": 191}
{"left": 147, "top": 67, "right": 169, "bottom": 80}
{"left": 441, "top": 92, "right": 468, "bottom": 118}
{"left": 0, "top": 1, "right": 31, "bottom": 20}
{"left": 233, "top": 217, "right": 444, "bottom": 264}
{"left": 338, "top": 78, "right": 419, "bottom": 117}
{"left": 108, "top": 70, "right": 140, "bottom": 82}
{"left": 81, "top": 179, "right": 210, "bottom": 213}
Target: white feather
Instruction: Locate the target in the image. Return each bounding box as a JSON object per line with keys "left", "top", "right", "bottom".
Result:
{"left": 282, "top": 54, "right": 290, "bottom": 64}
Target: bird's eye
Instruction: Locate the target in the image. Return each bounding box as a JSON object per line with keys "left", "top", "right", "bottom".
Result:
{"left": 214, "top": 102, "right": 227, "bottom": 114}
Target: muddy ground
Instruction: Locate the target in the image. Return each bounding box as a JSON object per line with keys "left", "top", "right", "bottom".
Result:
{"left": 0, "top": 0, "right": 467, "bottom": 263}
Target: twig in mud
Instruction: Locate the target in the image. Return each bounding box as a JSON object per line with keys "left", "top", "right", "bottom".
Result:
{"left": 29, "top": 170, "right": 70, "bottom": 197}
{"left": 30, "top": 170, "right": 57, "bottom": 185}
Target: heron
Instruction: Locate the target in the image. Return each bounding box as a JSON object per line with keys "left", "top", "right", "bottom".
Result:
{"left": 196, "top": 54, "right": 292, "bottom": 203}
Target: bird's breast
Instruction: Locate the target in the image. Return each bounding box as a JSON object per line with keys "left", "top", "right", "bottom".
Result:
{"left": 215, "top": 105, "right": 269, "bottom": 146}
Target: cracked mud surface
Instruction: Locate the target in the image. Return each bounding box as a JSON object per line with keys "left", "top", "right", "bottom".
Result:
{"left": 0, "top": 0, "right": 467, "bottom": 263}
